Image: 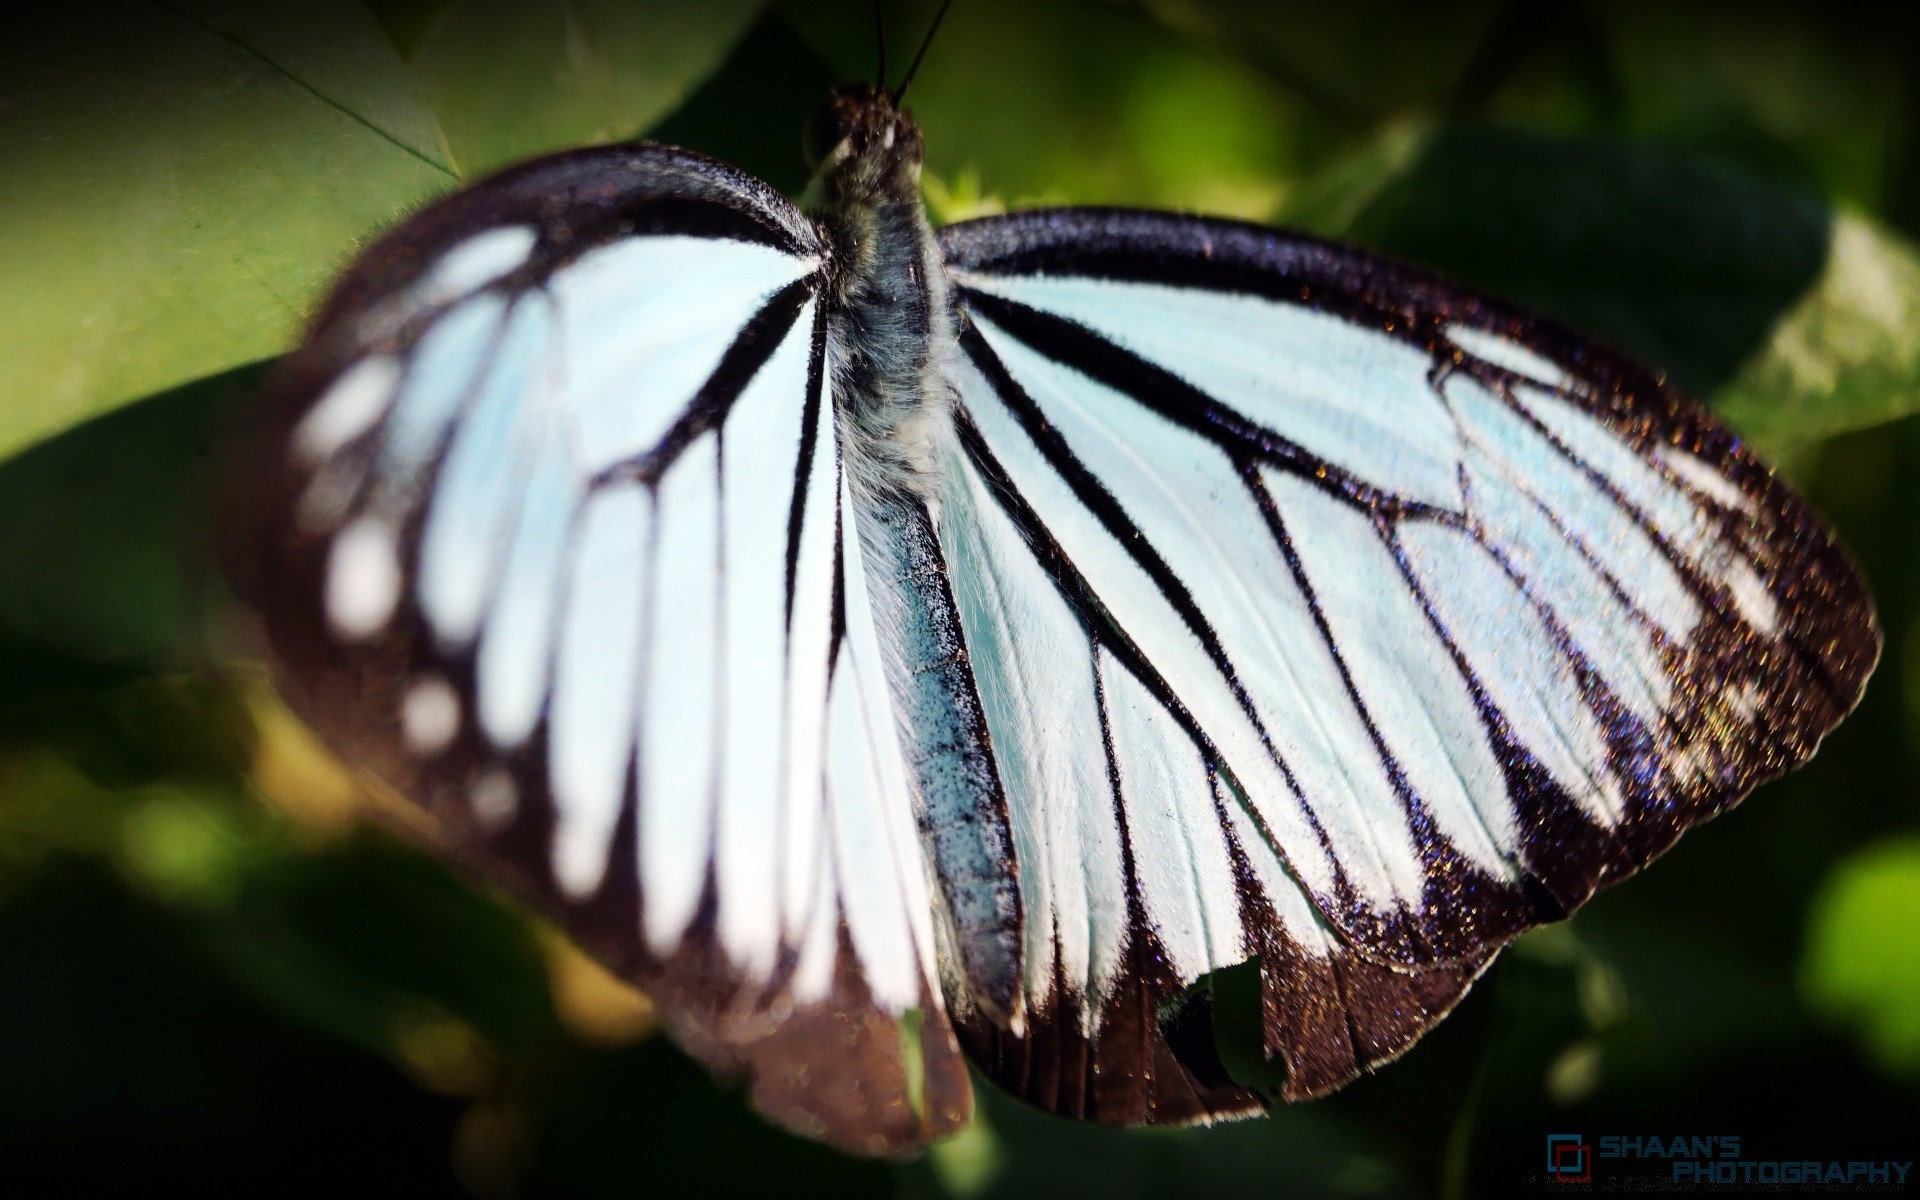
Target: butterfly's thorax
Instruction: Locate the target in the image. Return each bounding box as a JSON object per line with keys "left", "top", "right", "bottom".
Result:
{"left": 809, "top": 92, "right": 957, "bottom": 496}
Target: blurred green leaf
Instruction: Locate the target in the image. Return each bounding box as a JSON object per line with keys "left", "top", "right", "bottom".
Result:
{"left": 0, "top": 1, "right": 763, "bottom": 467}
{"left": 1137, "top": 0, "right": 1503, "bottom": 119}
{"left": 913, "top": 1082, "right": 1415, "bottom": 1200}
{"left": 1296, "top": 122, "right": 1827, "bottom": 391}
{"left": 1802, "top": 838, "right": 1920, "bottom": 1076}
{"left": 0, "top": 3, "right": 453, "bottom": 463}
{"left": 406, "top": 0, "right": 764, "bottom": 177}
{"left": 0, "top": 674, "right": 566, "bottom": 1105}
{"left": 1601, "top": 4, "right": 1908, "bottom": 215}
{"left": 4, "top": 1, "right": 1919, "bottom": 1189}
{"left": 1713, "top": 212, "right": 1920, "bottom": 445}
{"left": 173, "top": 0, "right": 454, "bottom": 169}
{"left": 364, "top": 0, "right": 457, "bottom": 63}
{"left": 0, "top": 858, "right": 469, "bottom": 1189}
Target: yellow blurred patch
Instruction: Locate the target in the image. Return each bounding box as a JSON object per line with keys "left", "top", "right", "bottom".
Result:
{"left": 239, "top": 668, "right": 437, "bottom": 843}
{"left": 541, "top": 926, "right": 656, "bottom": 1047}
{"left": 393, "top": 1009, "right": 498, "bottom": 1097}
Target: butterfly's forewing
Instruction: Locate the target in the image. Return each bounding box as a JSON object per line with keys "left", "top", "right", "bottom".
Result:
{"left": 230, "top": 145, "right": 969, "bottom": 1156}
{"left": 934, "top": 210, "right": 1878, "bottom": 1117}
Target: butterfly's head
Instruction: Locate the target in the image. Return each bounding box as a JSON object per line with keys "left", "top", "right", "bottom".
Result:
{"left": 803, "top": 85, "right": 925, "bottom": 199}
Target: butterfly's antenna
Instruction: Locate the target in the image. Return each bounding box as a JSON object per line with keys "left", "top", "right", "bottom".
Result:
{"left": 893, "top": 0, "right": 953, "bottom": 104}
{"left": 873, "top": 0, "right": 888, "bottom": 93}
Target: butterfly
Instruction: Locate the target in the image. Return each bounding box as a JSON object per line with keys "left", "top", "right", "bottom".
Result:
{"left": 226, "top": 18, "right": 1879, "bottom": 1159}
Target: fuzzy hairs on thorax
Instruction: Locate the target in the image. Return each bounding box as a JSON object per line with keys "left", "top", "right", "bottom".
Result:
{"left": 804, "top": 86, "right": 960, "bottom": 502}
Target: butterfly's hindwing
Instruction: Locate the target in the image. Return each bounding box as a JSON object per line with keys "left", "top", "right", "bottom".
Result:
{"left": 233, "top": 144, "right": 970, "bottom": 1156}
{"left": 932, "top": 209, "right": 1877, "bottom": 1117}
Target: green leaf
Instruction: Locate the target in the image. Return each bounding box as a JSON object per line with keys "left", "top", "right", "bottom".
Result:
{"left": 1287, "top": 122, "right": 1920, "bottom": 447}
{"left": 784, "top": 0, "right": 1316, "bottom": 219}
{"left": 0, "top": 672, "right": 566, "bottom": 1088}
{"left": 0, "top": 2, "right": 766, "bottom": 468}
{"left": 1601, "top": 4, "right": 1908, "bottom": 217}
{"left": 171, "top": 0, "right": 454, "bottom": 170}
{"left": 406, "top": 0, "right": 765, "bottom": 177}
{"left": 1712, "top": 212, "right": 1920, "bottom": 445}
{"left": 1136, "top": 0, "right": 1503, "bottom": 120}
{"left": 0, "top": 3, "right": 456, "bottom": 463}
{"left": 1802, "top": 838, "right": 1920, "bottom": 1077}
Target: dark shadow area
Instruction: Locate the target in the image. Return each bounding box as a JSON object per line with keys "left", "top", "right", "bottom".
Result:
{"left": 1344, "top": 124, "right": 1831, "bottom": 399}
{"left": 646, "top": 11, "right": 840, "bottom": 197}
{"left": 0, "top": 359, "right": 268, "bottom": 687}
{"left": 0, "top": 857, "right": 467, "bottom": 1193}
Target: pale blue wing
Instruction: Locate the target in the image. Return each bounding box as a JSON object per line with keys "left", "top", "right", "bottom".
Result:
{"left": 236, "top": 145, "right": 968, "bottom": 1156}
{"left": 933, "top": 210, "right": 1876, "bottom": 1117}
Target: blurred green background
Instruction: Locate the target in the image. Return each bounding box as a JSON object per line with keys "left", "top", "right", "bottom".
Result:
{"left": 2, "top": 0, "right": 1918, "bottom": 1194}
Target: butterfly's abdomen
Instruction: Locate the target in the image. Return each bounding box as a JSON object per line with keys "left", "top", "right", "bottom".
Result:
{"left": 858, "top": 490, "right": 1025, "bottom": 1025}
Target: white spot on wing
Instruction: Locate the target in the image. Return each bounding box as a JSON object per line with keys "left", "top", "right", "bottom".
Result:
{"left": 952, "top": 345, "right": 1341, "bottom": 906}
{"left": 470, "top": 766, "right": 519, "bottom": 831}
{"left": 790, "top": 839, "right": 840, "bottom": 1004}
{"left": 1655, "top": 444, "right": 1751, "bottom": 512}
{"left": 1722, "top": 556, "right": 1781, "bottom": 636}
{"left": 1269, "top": 469, "right": 1522, "bottom": 879}
{"left": 938, "top": 443, "right": 1126, "bottom": 1022}
{"left": 550, "top": 236, "right": 815, "bottom": 476}
{"left": 1401, "top": 520, "right": 1626, "bottom": 825}
{"left": 326, "top": 517, "right": 401, "bottom": 640}
{"left": 401, "top": 675, "right": 461, "bottom": 756}
{"left": 294, "top": 357, "right": 399, "bottom": 465}
{"left": 779, "top": 374, "right": 838, "bottom": 946}
{"left": 1447, "top": 325, "right": 1571, "bottom": 388}
{"left": 826, "top": 645, "right": 923, "bottom": 1013}
{"left": 714, "top": 306, "right": 816, "bottom": 979}
{"left": 412, "top": 226, "right": 539, "bottom": 306}
{"left": 417, "top": 295, "right": 553, "bottom": 647}
{"left": 1448, "top": 377, "right": 1702, "bottom": 643}
{"left": 475, "top": 443, "right": 579, "bottom": 749}
{"left": 1100, "top": 650, "right": 1246, "bottom": 984}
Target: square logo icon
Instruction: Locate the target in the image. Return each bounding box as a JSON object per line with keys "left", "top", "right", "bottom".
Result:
{"left": 1546, "top": 1133, "right": 1591, "bottom": 1184}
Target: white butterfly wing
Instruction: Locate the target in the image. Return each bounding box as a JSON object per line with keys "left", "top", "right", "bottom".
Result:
{"left": 933, "top": 211, "right": 1877, "bottom": 1119}
{"left": 233, "top": 146, "right": 968, "bottom": 1155}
